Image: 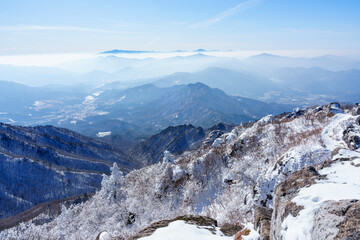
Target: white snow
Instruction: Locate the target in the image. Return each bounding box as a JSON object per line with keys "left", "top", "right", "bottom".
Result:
{"left": 281, "top": 158, "right": 360, "bottom": 240}
{"left": 99, "top": 231, "right": 112, "bottom": 240}
{"left": 172, "top": 166, "right": 187, "bottom": 182}
{"left": 242, "top": 223, "right": 261, "bottom": 240}
{"left": 162, "top": 150, "right": 175, "bottom": 164}
{"left": 138, "top": 220, "right": 233, "bottom": 240}
{"left": 258, "top": 114, "right": 274, "bottom": 125}
{"left": 212, "top": 138, "right": 224, "bottom": 147}
{"left": 96, "top": 131, "right": 111, "bottom": 137}
{"left": 321, "top": 113, "right": 353, "bottom": 150}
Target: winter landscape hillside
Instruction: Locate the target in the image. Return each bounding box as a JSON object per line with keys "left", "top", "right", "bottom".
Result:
{"left": 1, "top": 103, "right": 359, "bottom": 239}
{"left": 2, "top": 0, "right": 360, "bottom": 239}
{"left": 0, "top": 123, "right": 136, "bottom": 219}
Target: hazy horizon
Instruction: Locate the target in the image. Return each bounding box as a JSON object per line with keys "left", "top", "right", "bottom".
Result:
{"left": 1, "top": 0, "right": 359, "bottom": 57}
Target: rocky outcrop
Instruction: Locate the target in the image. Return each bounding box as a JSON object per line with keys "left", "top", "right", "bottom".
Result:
{"left": 270, "top": 166, "right": 325, "bottom": 239}
{"left": 254, "top": 207, "right": 272, "bottom": 240}
{"left": 356, "top": 116, "right": 360, "bottom": 126}
{"left": 312, "top": 199, "right": 360, "bottom": 240}
{"left": 351, "top": 103, "right": 360, "bottom": 116}
{"left": 343, "top": 123, "right": 360, "bottom": 150}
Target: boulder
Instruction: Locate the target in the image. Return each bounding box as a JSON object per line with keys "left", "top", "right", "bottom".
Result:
{"left": 219, "top": 223, "right": 244, "bottom": 236}
{"left": 352, "top": 105, "right": 360, "bottom": 116}
{"left": 343, "top": 124, "right": 360, "bottom": 150}
{"left": 312, "top": 199, "right": 360, "bottom": 240}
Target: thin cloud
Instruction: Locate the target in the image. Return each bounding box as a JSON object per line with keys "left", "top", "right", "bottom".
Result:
{"left": 0, "top": 25, "right": 138, "bottom": 34}
{"left": 280, "top": 28, "right": 349, "bottom": 35}
{"left": 145, "top": 37, "right": 161, "bottom": 47}
{"left": 189, "top": 0, "right": 260, "bottom": 28}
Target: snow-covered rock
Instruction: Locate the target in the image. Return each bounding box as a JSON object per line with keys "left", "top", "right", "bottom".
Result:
{"left": 172, "top": 166, "right": 187, "bottom": 182}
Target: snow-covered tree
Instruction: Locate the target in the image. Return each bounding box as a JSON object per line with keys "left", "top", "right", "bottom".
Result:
{"left": 100, "top": 163, "right": 124, "bottom": 201}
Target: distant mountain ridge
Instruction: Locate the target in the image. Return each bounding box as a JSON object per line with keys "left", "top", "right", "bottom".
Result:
{"left": 62, "top": 82, "right": 292, "bottom": 138}
{"left": 99, "top": 49, "right": 216, "bottom": 54}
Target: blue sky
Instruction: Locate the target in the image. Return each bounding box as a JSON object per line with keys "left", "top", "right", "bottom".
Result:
{"left": 0, "top": 0, "right": 359, "bottom": 55}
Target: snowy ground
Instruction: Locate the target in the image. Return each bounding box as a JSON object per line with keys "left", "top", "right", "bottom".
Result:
{"left": 281, "top": 112, "right": 360, "bottom": 239}
{"left": 137, "top": 220, "right": 232, "bottom": 240}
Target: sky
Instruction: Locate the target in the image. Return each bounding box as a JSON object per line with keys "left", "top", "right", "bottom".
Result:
{"left": 0, "top": 0, "right": 360, "bottom": 56}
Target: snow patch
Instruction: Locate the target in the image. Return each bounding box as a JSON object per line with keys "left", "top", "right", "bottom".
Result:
{"left": 281, "top": 158, "right": 360, "bottom": 239}
{"left": 97, "top": 131, "right": 111, "bottom": 138}
{"left": 242, "top": 222, "right": 261, "bottom": 240}
{"left": 138, "top": 220, "right": 233, "bottom": 240}
{"left": 258, "top": 114, "right": 274, "bottom": 125}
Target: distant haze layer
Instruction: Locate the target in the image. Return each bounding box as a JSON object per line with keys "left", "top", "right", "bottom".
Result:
{"left": 1, "top": 49, "right": 360, "bottom": 67}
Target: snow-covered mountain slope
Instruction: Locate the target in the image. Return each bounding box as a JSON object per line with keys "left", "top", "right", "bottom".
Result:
{"left": 132, "top": 123, "right": 234, "bottom": 166}
{"left": 0, "top": 123, "right": 135, "bottom": 219}
{"left": 2, "top": 103, "right": 359, "bottom": 239}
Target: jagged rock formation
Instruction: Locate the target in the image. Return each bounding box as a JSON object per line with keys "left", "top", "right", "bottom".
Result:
{"left": 254, "top": 207, "right": 272, "bottom": 240}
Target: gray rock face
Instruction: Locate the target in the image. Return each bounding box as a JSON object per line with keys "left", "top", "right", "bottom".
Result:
{"left": 329, "top": 102, "right": 344, "bottom": 114}
{"left": 271, "top": 166, "right": 324, "bottom": 240}
{"left": 343, "top": 124, "right": 360, "bottom": 150}
{"left": 351, "top": 104, "right": 360, "bottom": 116}
{"left": 254, "top": 207, "right": 272, "bottom": 240}
{"left": 312, "top": 199, "right": 360, "bottom": 240}
{"left": 356, "top": 116, "right": 360, "bottom": 126}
